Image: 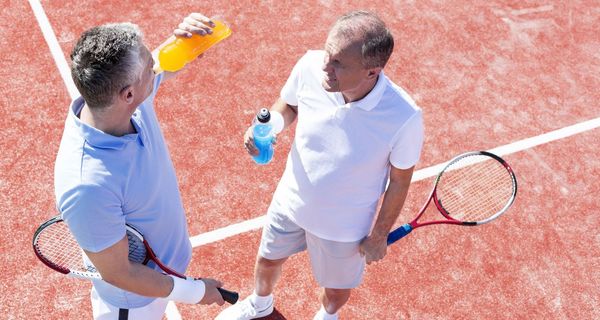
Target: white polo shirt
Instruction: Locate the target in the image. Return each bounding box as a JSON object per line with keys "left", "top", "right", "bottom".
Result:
{"left": 270, "top": 50, "right": 424, "bottom": 242}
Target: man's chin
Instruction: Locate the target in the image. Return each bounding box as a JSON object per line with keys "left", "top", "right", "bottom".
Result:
{"left": 321, "top": 80, "right": 338, "bottom": 92}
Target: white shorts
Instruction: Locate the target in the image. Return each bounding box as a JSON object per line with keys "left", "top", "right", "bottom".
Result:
{"left": 259, "top": 210, "right": 366, "bottom": 289}
{"left": 91, "top": 286, "right": 168, "bottom": 320}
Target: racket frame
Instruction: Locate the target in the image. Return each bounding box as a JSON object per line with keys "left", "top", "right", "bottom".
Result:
{"left": 33, "top": 216, "right": 239, "bottom": 304}
{"left": 387, "top": 151, "right": 517, "bottom": 245}
{"left": 32, "top": 216, "right": 102, "bottom": 280}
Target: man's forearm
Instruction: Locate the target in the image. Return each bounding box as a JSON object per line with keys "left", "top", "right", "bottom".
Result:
{"left": 102, "top": 262, "right": 174, "bottom": 298}
{"left": 85, "top": 237, "right": 175, "bottom": 298}
{"left": 370, "top": 166, "right": 414, "bottom": 240}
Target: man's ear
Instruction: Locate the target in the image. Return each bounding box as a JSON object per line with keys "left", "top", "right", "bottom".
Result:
{"left": 119, "top": 85, "right": 134, "bottom": 105}
{"left": 367, "top": 67, "right": 382, "bottom": 79}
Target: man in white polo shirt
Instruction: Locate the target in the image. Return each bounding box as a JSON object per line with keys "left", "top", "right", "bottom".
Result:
{"left": 217, "top": 10, "right": 424, "bottom": 320}
{"left": 54, "top": 13, "right": 226, "bottom": 320}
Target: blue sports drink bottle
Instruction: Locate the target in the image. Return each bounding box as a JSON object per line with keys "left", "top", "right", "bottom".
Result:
{"left": 251, "top": 108, "right": 284, "bottom": 165}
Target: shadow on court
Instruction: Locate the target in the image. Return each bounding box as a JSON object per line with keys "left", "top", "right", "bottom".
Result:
{"left": 257, "top": 308, "right": 287, "bottom": 320}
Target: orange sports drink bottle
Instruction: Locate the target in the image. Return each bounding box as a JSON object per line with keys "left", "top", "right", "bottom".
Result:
{"left": 154, "top": 18, "right": 232, "bottom": 73}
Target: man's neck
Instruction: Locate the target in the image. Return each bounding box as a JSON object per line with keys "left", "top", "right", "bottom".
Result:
{"left": 341, "top": 75, "right": 378, "bottom": 103}
{"left": 79, "top": 103, "right": 136, "bottom": 137}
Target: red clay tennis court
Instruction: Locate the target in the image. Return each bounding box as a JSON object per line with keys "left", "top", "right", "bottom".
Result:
{"left": 2, "top": 0, "right": 599, "bottom": 319}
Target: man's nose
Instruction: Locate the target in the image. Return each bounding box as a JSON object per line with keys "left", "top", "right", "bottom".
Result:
{"left": 322, "top": 59, "right": 332, "bottom": 72}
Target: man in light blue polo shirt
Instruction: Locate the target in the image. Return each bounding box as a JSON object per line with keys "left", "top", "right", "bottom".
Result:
{"left": 55, "top": 13, "right": 226, "bottom": 320}
{"left": 218, "top": 10, "right": 424, "bottom": 320}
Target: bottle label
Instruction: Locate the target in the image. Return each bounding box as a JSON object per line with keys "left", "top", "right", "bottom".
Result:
{"left": 252, "top": 124, "right": 274, "bottom": 165}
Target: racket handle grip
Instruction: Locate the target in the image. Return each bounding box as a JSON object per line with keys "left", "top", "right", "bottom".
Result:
{"left": 387, "top": 224, "right": 413, "bottom": 245}
{"left": 218, "top": 287, "right": 239, "bottom": 304}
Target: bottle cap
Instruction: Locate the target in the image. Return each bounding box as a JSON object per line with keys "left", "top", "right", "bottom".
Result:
{"left": 256, "top": 108, "right": 270, "bottom": 123}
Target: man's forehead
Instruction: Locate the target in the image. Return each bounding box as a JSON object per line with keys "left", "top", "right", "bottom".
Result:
{"left": 325, "top": 31, "right": 362, "bottom": 56}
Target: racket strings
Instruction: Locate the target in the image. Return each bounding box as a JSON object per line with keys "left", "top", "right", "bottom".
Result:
{"left": 127, "top": 231, "right": 147, "bottom": 264}
{"left": 34, "top": 222, "right": 90, "bottom": 272}
{"left": 437, "top": 155, "right": 515, "bottom": 222}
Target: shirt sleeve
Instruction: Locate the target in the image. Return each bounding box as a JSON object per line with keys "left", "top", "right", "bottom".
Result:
{"left": 390, "top": 110, "right": 424, "bottom": 169}
{"left": 154, "top": 72, "right": 165, "bottom": 93}
{"left": 280, "top": 53, "right": 307, "bottom": 106}
{"left": 58, "top": 184, "right": 126, "bottom": 253}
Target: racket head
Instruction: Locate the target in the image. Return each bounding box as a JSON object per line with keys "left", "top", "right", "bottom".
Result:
{"left": 32, "top": 216, "right": 150, "bottom": 279}
{"left": 125, "top": 225, "right": 149, "bottom": 264}
{"left": 433, "top": 151, "right": 517, "bottom": 224}
{"left": 32, "top": 216, "right": 101, "bottom": 279}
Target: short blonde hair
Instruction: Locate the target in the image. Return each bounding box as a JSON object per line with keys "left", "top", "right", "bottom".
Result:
{"left": 332, "top": 11, "right": 394, "bottom": 69}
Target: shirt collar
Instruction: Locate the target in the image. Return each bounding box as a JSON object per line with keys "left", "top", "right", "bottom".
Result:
{"left": 346, "top": 71, "right": 388, "bottom": 111}
{"left": 68, "top": 97, "right": 144, "bottom": 150}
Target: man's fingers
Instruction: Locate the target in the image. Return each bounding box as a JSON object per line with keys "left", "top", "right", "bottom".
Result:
{"left": 183, "top": 17, "right": 213, "bottom": 35}
{"left": 177, "top": 22, "right": 210, "bottom": 36}
{"left": 358, "top": 243, "right": 365, "bottom": 257}
{"left": 189, "top": 13, "right": 215, "bottom": 27}
{"left": 174, "top": 28, "right": 192, "bottom": 38}
{"left": 174, "top": 14, "right": 215, "bottom": 38}
{"left": 244, "top": 136, "right": 260, "bottom": 156}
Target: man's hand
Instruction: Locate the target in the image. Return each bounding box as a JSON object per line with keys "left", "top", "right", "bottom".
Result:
{"left": 174, "top": 13, "right": 215, "bottom": 38}
{"left": 198, "top": 278, "right": 225, "bottom": 306}
{"left": 153, "top": 13, "right": 216, "bottom": 80}
{"left": 359, "top": 235, "right": 388, "bottom": 265}
{"left": 243, "top": 126, "right": 278, "bottom": 156}
{"left": 243, "top": 126, "right": 259, "bottom": 156}
{"left": 360, "top": 166, "right": 415, "bottom": 265}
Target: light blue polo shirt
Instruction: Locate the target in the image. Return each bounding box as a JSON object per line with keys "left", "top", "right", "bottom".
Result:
{"left": 54, "top": 73, "right": 192, "bottom": 308}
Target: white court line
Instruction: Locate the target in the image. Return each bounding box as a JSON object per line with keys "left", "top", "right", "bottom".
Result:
{"left": 190, "top": 215, "right": 266, "bottom": 247}
{"left": 164, "top": 300, "right": 182, "bottom": 320}
{"left": 192, "top": 116, "right": 600, "bottom": 247}
{"left": 30, "top": 0, "right": 600, "bottom": 317}
{"left": 28, "top": 0, "right": 79, "bottom": 100}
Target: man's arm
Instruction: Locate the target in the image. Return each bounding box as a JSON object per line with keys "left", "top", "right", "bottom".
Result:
{"left": 84, "top": 236, "right": 173, "bottom": 297}
{"left": 359, "top": 165, "right": 415, "bottom": 264}
{"left": 152, "top": 13, "right": 216, "bottom": 82}
{"left": 244, "top": 97, "right": 297, "bottom": 156}
{"left": 84, "top": 235, "right": 225, "bottom": 305}
{"left": 271, "top": 97, "right": 298, "bottom": 130}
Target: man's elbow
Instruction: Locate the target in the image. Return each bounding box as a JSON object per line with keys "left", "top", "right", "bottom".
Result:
{"left": 97, "top": 264, "right": 133, "bottom": 287}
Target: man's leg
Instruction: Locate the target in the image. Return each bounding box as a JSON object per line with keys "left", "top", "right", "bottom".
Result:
{"left": 320, "top": 288, "right": 351, "bottom": 314}
{"left": 216, "top": 210, "right": 307, "bottom": 320}
{"left": 255, "top": 255, "right": 287, "bottom": 296}
{"left": 306, "top": 232, "right": 365, "bottom": 320}
{"left": 214, "top": 254, "right": 285, "bottom": 320}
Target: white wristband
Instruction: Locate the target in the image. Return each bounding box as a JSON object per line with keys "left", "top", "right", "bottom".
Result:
{"left": 165, "top": 275, "right": 206, "bottom": 304}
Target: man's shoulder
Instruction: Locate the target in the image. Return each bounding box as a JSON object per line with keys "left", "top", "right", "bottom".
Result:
{"left": 289, "top": 50, "right": 325, "bottom": 87}
{"left": 296, "top": 50, "right": 325, "bottom": 70}
{"left": 381, "top": 77, "right": 421, "bottom": 113}
{"left": 303, "top": 49, "right": 325, "bottom": 60}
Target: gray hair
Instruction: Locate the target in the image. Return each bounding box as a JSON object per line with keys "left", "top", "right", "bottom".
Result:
{"left": 332, "top": 11, "right": 394, "bottom": 69}
{"left": 70, "top": 23, "right": 144, "bottom": 109}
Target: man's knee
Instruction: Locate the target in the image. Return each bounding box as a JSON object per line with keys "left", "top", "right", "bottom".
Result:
{"left": 324, "top": 288, "right": 351, "bottom": 302}
{"left": 256, "top": 255, "right": 287, "bottom": 269}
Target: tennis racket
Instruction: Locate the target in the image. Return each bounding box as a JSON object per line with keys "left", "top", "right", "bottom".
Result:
{"left": 387, "top": 151, "right": 517, "bottom": 245}
{"left": 32, "top": 216, "right": 239, "bottom": 304}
